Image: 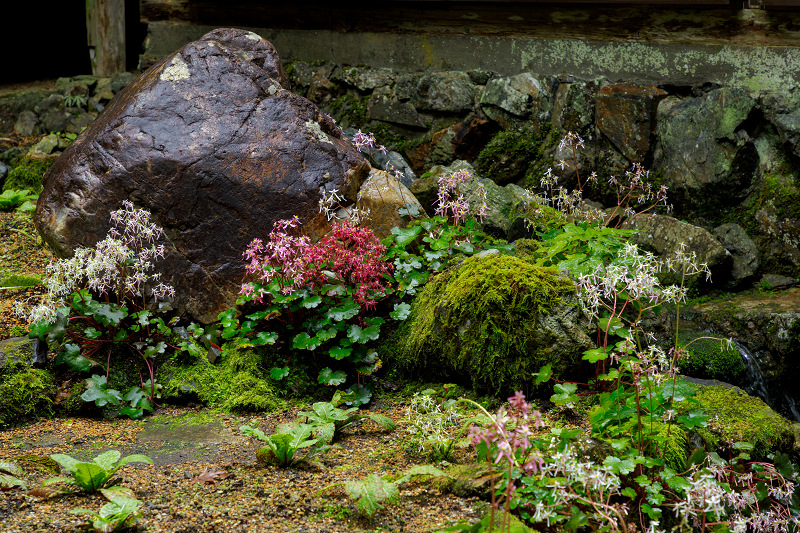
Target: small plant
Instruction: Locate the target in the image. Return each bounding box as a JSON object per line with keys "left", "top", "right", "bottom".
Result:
{"left": 26, "top": 200, "right": 176, "bottom": 419}
{"left": 299, "top": 399, "right": 396, "bottom": 445}
{"left": 44, "top": 450, "right": 152, "bottom": 493}
{"left": 405, "top": 388, "right": 484, "bottom": 462}
{"left": 65, "top": 94, "right": 88, "bottom": 110}
{"left": 70, "top": 495, "right": 143, "bottom": 532}
{"left": 0, "top": 461, "right": 27, "bottom": 491}
{"left": 0, "top": 188, "right": 38, "bottom": 211}
{"left": 317, "top": 465, "right": 447, "bottom": 518}
{"left": 223, "top": 216, "right": 398, "bottom": 394}
{"left": 240, "top": 421, "right": 320, "bottom": 467}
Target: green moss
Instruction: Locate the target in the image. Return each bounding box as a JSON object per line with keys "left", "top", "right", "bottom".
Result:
{"left": 3, "top": 156, "right": 54, "bottom": 193}
{"left": 221, "top": 373, "right": 281, "bottom": 414}
{"left": 392, "top": 254, "right": 576, "bottom": 396}
{"left": 474, "top": 125, "right": 553, "bottom": 185}
{"left": 677, "top": 331, "right": 745, "bottom": 384}
{"left": 649, "top": 422, "right": 689, "bottom": 472}
{"left": 0, "top": 273, "right": 42, "bottom": 288}
{"left": 158, "top": 347, "right": 283, "bottom": 414}
{"left": 693, "top": 385, "right": 794, "bottom": 461}
{"left": 0, "top": 366, "right": 55, "bottom": 427}
{"left": 58, "top": 381, "right": 89, "bottom": 416}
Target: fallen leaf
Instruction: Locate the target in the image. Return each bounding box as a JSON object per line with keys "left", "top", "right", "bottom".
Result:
{"left": 188, "top": 467, "right": 231, "bottom": 485}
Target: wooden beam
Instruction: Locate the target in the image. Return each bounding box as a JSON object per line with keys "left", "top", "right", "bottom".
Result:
{"left": 88, "top": 0, "right": 126, "bottom": 77}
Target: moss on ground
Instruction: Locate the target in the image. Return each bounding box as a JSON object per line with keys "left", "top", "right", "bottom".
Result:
{"left": 392, "top": 254, "right": 576, "bottom": 396}
{"left": 649, "top": 422, "right": 689, "bottom": 472}
{"left": 693, "top": 384, "right": 794, "bottom": 461}
{"left": 3, "top": 155, "right": 54, "bottom": 193}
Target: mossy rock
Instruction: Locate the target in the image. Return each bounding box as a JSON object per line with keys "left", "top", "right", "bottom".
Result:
{"left": 158, "top": 347, "right": 283, "bottom": 414}
{"left": 0, "top": 273, "right": 42, "bottom": 288}
{"left": 474, "top": 126, "right": 551, "bottom": 186}
{"left": 221, "top": 373, "right": 281, "bottom": 414}
{"left": 692, "top": 384, "right": 794, "bottom": 461}
{"left": 677, "top": 330, "right": 746, "bottom": 385}
{"left": 0, "top": 342, "right": 55, "bottom": 427}
{"left": 2, "top": 155, "right": 54, "bottom": 193}
{"left": 391, "top": 254, "right": 590, "bottom": 396}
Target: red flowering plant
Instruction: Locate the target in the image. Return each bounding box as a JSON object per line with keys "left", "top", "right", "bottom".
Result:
{"left": 220, "top": 215, "right": 406, "bottom": 402}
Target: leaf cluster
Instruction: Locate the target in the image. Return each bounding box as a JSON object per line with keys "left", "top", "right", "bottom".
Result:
{"left": 0, "top": 188, "right": 38, "bottom": 211}
{"left": 44, "top": 450, "right": 152, "bottom": 493}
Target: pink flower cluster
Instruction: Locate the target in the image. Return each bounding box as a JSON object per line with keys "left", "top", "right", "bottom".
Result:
{"left": 469, "top": 391, "right": 545, "bottom": 477}
{"left": 434, "top": 169, "right": 489, "bottom": 224}
{"left": 241, "top": 218, "right": 392, "bottom": 308}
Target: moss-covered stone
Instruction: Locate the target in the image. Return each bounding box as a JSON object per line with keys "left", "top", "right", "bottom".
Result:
{"left": 692, "top": 384, "right": 794, "bottom": 461}
{"left": 391, "top": 254, "right": 587, "bottom": 396}
{"left": 0, "top": 363, "right": 55, "bottom": 427}
{"left": 221, "top": 373, "right": 281, "bottom": 414}
{"left": 677, "top": 330, "right": 746, "bottom": 385}
{"left": 158, "top": 346, "right": 283, "bottom": 414}
{"left": 2, "top": 155, "right": 54, "bottom": 193}
{"left": 474, "top": 125, "right": 552, "bottom": 186}
{"left": 649, "top": 421, "right": 689, "bottom": 472}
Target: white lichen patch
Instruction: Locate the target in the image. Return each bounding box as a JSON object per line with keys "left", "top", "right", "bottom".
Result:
{"left": 245, "top": 31, "right": 262, "bottom": 42}
{"left": 305, "top": 120, "right": 333, "bottom": 144}
{"left": 160, "top": 55, "right": 191, "bottom": 83}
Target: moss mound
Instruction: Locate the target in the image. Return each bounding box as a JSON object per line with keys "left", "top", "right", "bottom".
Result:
{"left": 158, "top": 344, "right": 283, "bottom": 414}
{"left": 677, "top": 331, "right": 746, "bottom": 385}
{"left": 693, "top": 384, "right": 794, "bottom": 461}
{"left": 391, "top": 254, "right": 578, "bottom": 395}
{"left": 3, "top": 155, "right": 54, "bottom": 193}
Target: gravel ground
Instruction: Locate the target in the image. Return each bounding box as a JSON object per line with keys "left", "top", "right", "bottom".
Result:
{"left": 0, "top": 403, "right": 487, "bottom": 532}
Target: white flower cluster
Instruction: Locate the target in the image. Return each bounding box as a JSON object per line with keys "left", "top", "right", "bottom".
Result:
{"left": 318, "top": 188, "right": 371, "bottom": 225}
{"left": 25, "top": 201, "right": 175, "bottom": 325}
{"left": 405, "top": 392, "right": 461, "bottom": 454}
{"left": 529, "top": 441, "right": 625, "bottom": 529}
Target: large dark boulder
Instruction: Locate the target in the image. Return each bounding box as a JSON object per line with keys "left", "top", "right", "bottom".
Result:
{"left": 34, "top": 28, "right": 370, "bottom": 323}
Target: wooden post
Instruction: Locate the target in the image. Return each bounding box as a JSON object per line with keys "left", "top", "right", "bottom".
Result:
{"left": 86, "top": 0, "right": 126, "bottom": 77}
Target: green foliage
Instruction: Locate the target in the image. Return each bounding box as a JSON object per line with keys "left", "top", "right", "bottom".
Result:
{"left": 318, "top": 465, "right": 447, "bottom": 518}
{"left": 0, "top": 188, "right": 38, "bottom": 211}
{"left": 299, "top": 400, "right": 396, "bottom": 445}
{"left": 80, "top": 374, "right": 155, "bottom": 420}
{"left": 0, "top": 461, "right": 27, "bottom": 491}
{"left": 382, "top": 216, "right": 511, "bottom": 297}
{"left": 241, "top": 422, "right": 320, "bottom": 467}
{"left": 3, "top": 156, "right": 53, "bottom": 193}
{"left": 529, "top": 222, "right": 635, "bottom": 277}
{"left": 45, "top": 450, "right": 152, "bottom": 493}
{"left": 393, "top": 254, "right": 576, "bottom": 394}
{"left": 70, "top": 495, "right": 143, "bottom": 532}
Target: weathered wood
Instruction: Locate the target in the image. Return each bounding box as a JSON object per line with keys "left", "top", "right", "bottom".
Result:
{"left": 88, "top": 0, "right": 125, "bottom": 77}
{"left": 138, "top": 1, "right": 800, "bottom": 47}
